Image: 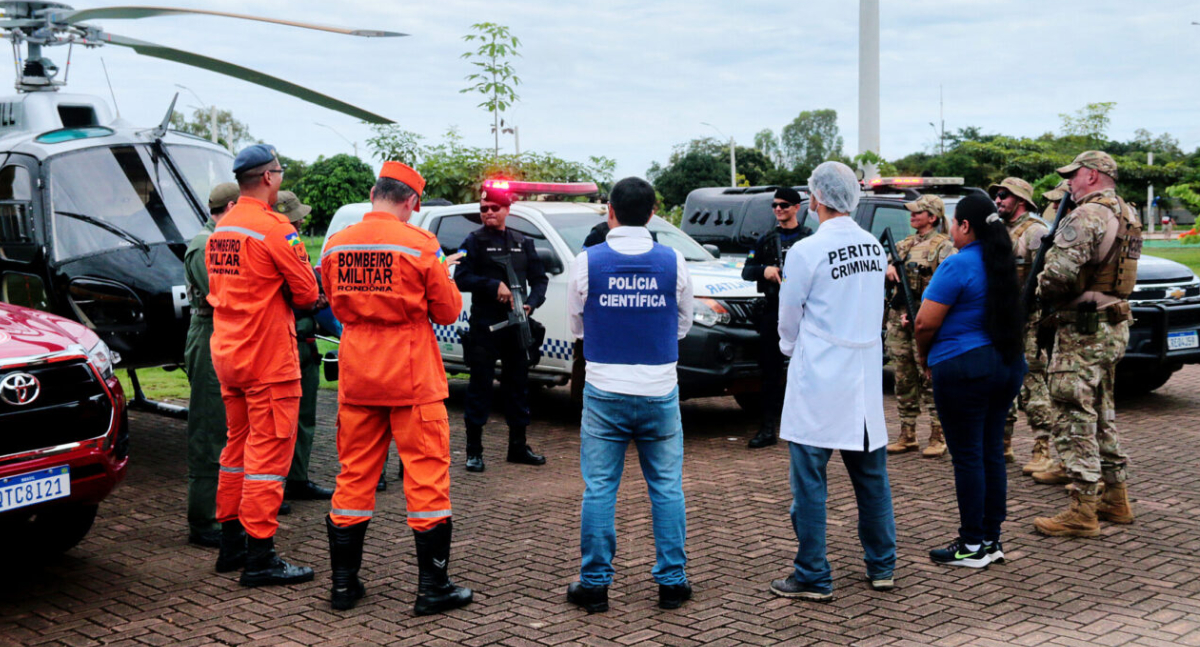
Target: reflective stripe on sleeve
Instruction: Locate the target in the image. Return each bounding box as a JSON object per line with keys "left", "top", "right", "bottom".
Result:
{"left": 332, "top": 509, "right": 374, "bottom": 518}
{"left": 214, "top": 226, "right": 267, "bottom": 241}
{"left": 407, "top": 509, "right": 452, "bottom": 519}
{"left": 322, "top": 243, "right": 422, "bottom": 260}
{"left": 219, "top": 465, "right": 244, "bottom": 474}
{"left": 245, "top": 474, "right": 287, "bottom": 482}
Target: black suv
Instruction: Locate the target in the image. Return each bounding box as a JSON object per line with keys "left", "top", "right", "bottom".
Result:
{"left": 682, "top": 179, "right": 1200, "bottom": 394}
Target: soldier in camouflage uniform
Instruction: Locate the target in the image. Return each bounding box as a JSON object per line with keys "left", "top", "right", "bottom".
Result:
{"left": 990, "top": 177, "right": 1054, "bottom": 470}
{"left": 183, "top": 183, "right": 239, "bottom": 547}
{"left": 1042, "top": 180, "right": 1069, "bottom": 223}
{"left": 1033, "top": 151, "right": 1141, "bottom": 538}
{"left": 885, "top": 195, "right": 955, "bottom": 457}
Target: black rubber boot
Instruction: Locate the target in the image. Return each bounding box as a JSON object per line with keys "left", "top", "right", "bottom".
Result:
{"left": 748, "top": 417, "right": 778, "bottom": 449}
{"left": 465, "top": 424, "right": 485, "bottom": 472}
{"left": 215, "top": 520, "right": 247, "bottom": 573}
{"left": 239, "top": 536, "right": 315, "bottom": 587}
{"left": 327, "top": 515, "right": 368, "bottom": 610}
{"left": 412, "top": 520, "right": 473, "bottom": 616}
{"left": 507, "top": 426, "right": 545, "bottom": 465}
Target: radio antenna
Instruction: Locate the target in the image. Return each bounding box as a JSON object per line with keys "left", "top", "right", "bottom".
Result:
{"left": 100, "top": 57, "right": 120, "bottom": 118}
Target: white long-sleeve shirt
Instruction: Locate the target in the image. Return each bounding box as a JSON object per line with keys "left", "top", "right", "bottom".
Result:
{"left": 777, "top": 215, "right": 888, "bottom": 451}
{"left": 567, "top": 226, "right": 694, "bottom": 396}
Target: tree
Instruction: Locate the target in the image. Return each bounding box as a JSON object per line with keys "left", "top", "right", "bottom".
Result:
{"left": 365, "top": 124, "right": 425, "bottom": 165}
{"left": 460, "top": 23, "right": 521, "bottom": 158}
{"left": 754, "top": 128, "right": 784, "bottom": 167}
{"left": 651, "top": 150, "right": 728, "bottom": 209}
{"left": 1059, "top": 101, "right": 1116, "bottom": 144}
{"left": 277, "top": 155, "right": 310, "bottom": 194}
{"left": 169, "top": 107, "right": 255, "bottom": 151}
{"left": 780, "top": 109, "right": 844, "bottom": 172}
{"left": 290, "top": 154, "right": 376, "bottom": 233}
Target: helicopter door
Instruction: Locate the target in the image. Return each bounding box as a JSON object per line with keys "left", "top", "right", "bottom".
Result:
{"left": 0, "top": 158, "right": 50, "bottom": 310}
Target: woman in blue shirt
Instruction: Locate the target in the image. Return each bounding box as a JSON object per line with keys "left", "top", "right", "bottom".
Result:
{"left": 914, "top": 193, "right": 1027, "bottom": 568}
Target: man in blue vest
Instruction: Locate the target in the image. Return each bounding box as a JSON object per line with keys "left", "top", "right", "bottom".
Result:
{"left": 564, "top": 177, "right": 695, "bottom": 613}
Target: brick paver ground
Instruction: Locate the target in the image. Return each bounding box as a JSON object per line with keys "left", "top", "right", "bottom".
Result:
{"left": 3, "top": 367, "right": 1200, "bottom": 646}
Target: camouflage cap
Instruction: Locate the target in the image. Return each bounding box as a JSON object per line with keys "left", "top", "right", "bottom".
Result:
{"left": 208, "top": 182, "right": 239, "bottom": 210}
{"left": 1056, "top": 150, "right": 1118, "bottom": 180}
{"left": 903, "top": 194, "right": 945, "bottom": 218}
{"left": 274, "top": 190, "right": 311, "bottom": 224}
{"left": 1043, "top": 179, "right": 1069, "bottom": 202}
{"left": 988, "top": 177, "right": 1037, "bottom": 210}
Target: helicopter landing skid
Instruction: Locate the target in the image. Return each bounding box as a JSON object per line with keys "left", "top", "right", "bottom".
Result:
{"left": 127, "top": 368, "right": 189, "bottom": 420}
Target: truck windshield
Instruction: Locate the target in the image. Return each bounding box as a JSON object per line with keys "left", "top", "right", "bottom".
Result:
{"left": 50, "top": 144, "right": 205, "bottom": 262}
{"left": 546, "top": 212, "right": 713, "bottom": 262}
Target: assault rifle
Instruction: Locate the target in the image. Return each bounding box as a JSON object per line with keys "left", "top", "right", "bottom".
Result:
{"left": 488, "top": 256, "right": 536, "bottom": 364}
{"left": 1022, "top": 194, "right": 1076, "bottom": 317}
{"left": 879, "top": 228, "right": 917, "bottom": 327}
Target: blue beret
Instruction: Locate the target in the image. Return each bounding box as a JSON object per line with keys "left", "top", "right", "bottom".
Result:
{"left": 233, "top": 144, "right": 278, "bottom": 174}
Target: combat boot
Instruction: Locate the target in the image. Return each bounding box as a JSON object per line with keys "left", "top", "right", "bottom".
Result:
{"left": 1022, "top": 438, "right": 1054, "bottom": 475}
{"left": 1096, "top": 482, "right": 1135, "bottom": 524}
{"left": 239, "top": 536, "right": 315, "bottom": 587}
{"left": 465, "top": 424, "right": 485, "bottom": 472}
{"left": 327, "top": 516, "right": 368, "bottom": 611}
{"left": 1032, "top": 462, "right": 1070, "bottom": 484}
{"left": 748, "top": 415, "right": 778, "bottom": 449}
{"left": 412, "top": 520, "right": 473, "bottom": 616}
{"left": 215, "top": 519, "right": 247, "bottom": 573}
{"left": 886, "top": 423, "right": 918, "bottom": 454}
{"left": 1034, "top": 484, "right": 1101, "bottom": 538}
{"left": 1002, "top": 429, "right": 1015, "bottom": 463}
{"left": 922, "top": 423, "right": 947, "bottom": 458}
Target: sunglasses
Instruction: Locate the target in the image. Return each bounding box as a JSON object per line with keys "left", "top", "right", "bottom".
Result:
{"left": 994, "top": 190, "right": 1012, "bottom": 200}
{"left": 480, "top": 205, "right": 505, "bottom": 214}
{"left": 772, "top": 202, "right": 796, "bottom": 210}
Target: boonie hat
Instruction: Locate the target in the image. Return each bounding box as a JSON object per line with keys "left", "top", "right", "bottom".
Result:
{"left": 988, "top": 177, "right": 1037, "bottom": 210}
{"left": 208, "top": 182, "right": 239, "bottom": 210}
{"left": 275, "top": 191, "right": 311, "bottom": 224}
{"left": 1057, "top": 150, "right": 1118, "bottom": 180}
{"left": 903, "top": 194, "right": 945, "bottom": 218}
{"left": 379, "top": 161, "right": 426, "bottom": 211}
{"left": 1043, "top": 179, "right": 1069, "bottom": 202}
{"left": 232, "top": 144, "right": 279, "bottom": 175}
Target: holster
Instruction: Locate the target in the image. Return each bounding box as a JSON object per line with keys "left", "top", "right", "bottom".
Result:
{"left": 527, "top": 318, "right": 546, "bottom": 368}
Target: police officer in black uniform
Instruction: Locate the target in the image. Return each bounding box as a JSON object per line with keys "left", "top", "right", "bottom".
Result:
{"left": 741, "top": 187, "right": 812, "bottom": 448}
{"left": 455, "top": 187, "right": 550, "bottom": 472}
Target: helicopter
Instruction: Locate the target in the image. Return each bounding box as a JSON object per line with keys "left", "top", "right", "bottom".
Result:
{"left": 0, "top": 2, "right": 402, "bottom": 416}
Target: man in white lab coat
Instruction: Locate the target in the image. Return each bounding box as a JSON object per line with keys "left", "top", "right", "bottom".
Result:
{"left": 769, "top": 161, "right": 897, "bottom": 602}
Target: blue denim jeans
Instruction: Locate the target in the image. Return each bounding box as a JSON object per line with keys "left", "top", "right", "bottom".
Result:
{"left": 788, "top": 439, "right": 895, "bottom": 593}
{"left": 579, "top": 383, "right": 687, "bottom": 587}
{"left": 931, "top": 344, "right": 1026, "bottom": 544}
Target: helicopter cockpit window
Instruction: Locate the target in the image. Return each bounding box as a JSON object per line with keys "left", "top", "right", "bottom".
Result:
{"left": 50, "top": 145, "right": 203, "bottom": 262}
{"left": 0, "top": 165, "right": 35, "bottom": 262}
{"left": 168, "top": 145, "right": 235, "bottom": 208}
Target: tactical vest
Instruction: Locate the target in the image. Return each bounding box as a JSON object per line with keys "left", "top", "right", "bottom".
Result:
{"left": 583, "top": 243, "right": 678, "bottom": 366}
{"left": 899, "top": 232, "right": 950, "bottom": 299}
{"left": 1009, "top": 215, "right": 1046, "bottom": 286}
{"left": 1078, "top": 196, "right": 1142, "bottom": 299}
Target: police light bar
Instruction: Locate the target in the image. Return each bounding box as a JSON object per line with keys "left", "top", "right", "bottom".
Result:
{"left": 867, "top": 177, "right": 964, "bottom": 187}
{"left": 482, "top": 179, "right": 599, "bottom": 196}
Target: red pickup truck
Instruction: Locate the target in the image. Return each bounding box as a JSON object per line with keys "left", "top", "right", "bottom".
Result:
{"left": 0, "top": 301, "right": 129, "bottom": 555}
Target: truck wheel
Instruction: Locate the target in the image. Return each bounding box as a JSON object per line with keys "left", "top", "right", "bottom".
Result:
{"left": 1116, "top": 365, "right": 1178, "bottom": 398}
{"left": 32, "top": 504, "right": 99, "bottom": 555}
{"left": 734, "top": 392, "right": 762, "bottom": 413}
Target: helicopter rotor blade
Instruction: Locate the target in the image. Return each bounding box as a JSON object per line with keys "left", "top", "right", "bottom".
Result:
{"left": 100, "top": 32, "right": 394, "bottom": 124}
{"left": 52, "top": 6, "right": 405, "bottom": 37}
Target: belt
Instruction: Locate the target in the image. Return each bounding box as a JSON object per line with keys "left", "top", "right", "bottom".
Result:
{"left": 1053, "top": 301, "right": 1131, "bottom": 324}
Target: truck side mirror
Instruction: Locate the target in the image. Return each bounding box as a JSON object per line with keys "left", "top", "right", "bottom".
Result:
{"left": 537, "top": 248, "right": 564, "bottom": 275}
{"left": 702, "top": 244, "right": 721, "bottom": 259}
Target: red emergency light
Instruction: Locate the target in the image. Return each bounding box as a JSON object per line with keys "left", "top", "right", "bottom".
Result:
{"left": 482, "top": 178, "right": 600, "bottom": 197}
{"left": 867, "top": 176, "right": 964, "bottom": 187}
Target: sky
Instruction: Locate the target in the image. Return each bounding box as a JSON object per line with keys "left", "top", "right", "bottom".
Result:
{"left": 3, "top": 0, "right": 1199, "bottom": 181}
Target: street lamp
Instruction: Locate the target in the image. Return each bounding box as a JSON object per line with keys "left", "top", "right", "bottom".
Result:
{"left": 174, "top": 83, "right": 217, "bottom": 145}
{"left": 314, "top": 122, "right": 359, "bottom": 159}
{"left": 701, "top": 122, "right": 736, "bottom": 188}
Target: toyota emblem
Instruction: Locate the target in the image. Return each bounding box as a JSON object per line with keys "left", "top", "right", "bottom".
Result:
{"left": 0, "top": 372, "right": 40, "bottom": 406}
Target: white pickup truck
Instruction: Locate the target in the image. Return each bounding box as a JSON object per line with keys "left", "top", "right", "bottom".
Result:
{"left": 322, "top": 192, "right": 768, "bottom": 408}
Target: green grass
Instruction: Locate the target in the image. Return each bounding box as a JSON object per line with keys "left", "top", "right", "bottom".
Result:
{"left": 117, "top": 367, "right": 191, "bottom": 401}
{"left": 1145, "top": 247, "right": 1200, "bottom": 277}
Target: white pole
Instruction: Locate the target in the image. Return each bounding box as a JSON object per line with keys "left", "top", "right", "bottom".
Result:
{"left": 209, "top": 105, "right": 218, "bottom": 144}
{"left": 1147, "top": 152, "right": 1155, "bottom": 234}
{"left": 514, "top": 125, "right": 521, "bottom": 156}
{"left": 730, "top": 136, "right": 737, "bottom": 187}
{"left": 858, "top": 0, "right": 881, "bottom": 180}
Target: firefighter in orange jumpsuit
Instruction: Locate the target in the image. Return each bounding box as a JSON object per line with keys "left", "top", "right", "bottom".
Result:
{"left": 321, "top": 162, "right": 472, "bottom": 615}
{"left": 206, "top": 144, "right": 320, "bottom": 587}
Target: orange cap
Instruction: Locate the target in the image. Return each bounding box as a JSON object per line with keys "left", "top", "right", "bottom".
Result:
{"left": 380, "top": 161, "right": 426, "bottom": 211}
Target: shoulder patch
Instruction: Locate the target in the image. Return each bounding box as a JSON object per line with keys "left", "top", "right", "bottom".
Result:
{"left": 1059, "top": 225, "right": 1078, "bottom": 243}
{"left": 285, "top": 231, "right": 301, "bottom": 247}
